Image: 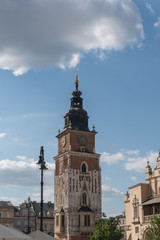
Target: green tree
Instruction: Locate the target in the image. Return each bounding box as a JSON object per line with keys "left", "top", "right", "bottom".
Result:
{"left": 90, "top": 214, "right": 124, "bottom": 240}
{"left": 146, "top": 216, "right": 160, "bottom": 240}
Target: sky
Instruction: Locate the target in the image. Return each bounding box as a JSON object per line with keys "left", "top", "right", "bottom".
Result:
{"left": 0, "top": 0, "right": 160, "bottom": 216}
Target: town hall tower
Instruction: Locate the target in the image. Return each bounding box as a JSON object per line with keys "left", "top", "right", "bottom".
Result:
{"left": 54, "top": 73, "right": 101, "bottom": 240}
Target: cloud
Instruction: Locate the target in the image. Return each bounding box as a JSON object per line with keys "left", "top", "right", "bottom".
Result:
{"left": 0, "top": 132, "right": 6, "bottom": 138}
{"left": 146, "top": 2, "right": 154, "bottom": 14}
{"left": 125, "top": 151, "right": 157, "bottom": 173}
{"left": 0, "top": 0, "right": 143, "bottom": 75}
{"left": 123, "top": 149, "right": 140, "bottom": 156}
{"left": 0, "top": 196, "right": 20, "bottom": 203}
{"left": 131, "top": 176, "right": 137, "bottom": 181}
{"left": 0, "top": 156, "right": 54, "bottom": 187}
{"left": 101, "top": 152, "right": 125, "bottom": 165}
{"left": 105, "top": 176, "right": 111, "bottom": 181}
{"left": 102, "top": 184, "right": 124, "bottom": 200}
{"left": 154, "top": 17, "right": 160, "bottom": 28}
{"left": 32, "top": 186, "right": 54, "bottom": 203}
{"left": 101, "top": 149, "right": 158, "bottom": 173}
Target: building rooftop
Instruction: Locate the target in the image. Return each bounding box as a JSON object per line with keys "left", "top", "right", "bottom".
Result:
{"left": 0, "top": 201, "right": 13, "bottom": 207}
{"left": 32, "top": 202, "right": 54, "bottom": 216}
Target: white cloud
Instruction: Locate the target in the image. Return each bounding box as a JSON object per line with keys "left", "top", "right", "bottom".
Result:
{"left": 154, "top": 17, "right": 160, "bottom": 28}
{"left": 0, "top": 0, "right": 143, "bottom": 75}
{"left": 101, "top": 152, "right": 125, "bottom": 165}
{"left": 0, "top": 196, "right": 20, "bottom": 203}
{"left": 123, "top": 149, "right": 140, "bottom": 156}
{"left": 0, "top": 156, "right": 54, "bottom": 187}
{"left": 101, "top": 149, "right": 158, "bottom": 173}
{"left": 102, "top": 184, "right": 124, "bottom": 200}
{"left": 16, "top": 155, "right": 27, "bottom": 161}
{"left": 0, "top": 132, "right": 6, "bottom": 138}
{"left": 125, "top": 151, "right": 157, "bottom": 173}
{"left": 105, "top": 176, "right": 111, "bottom": 181}
{"left": 131, "top": 176, "right": 137, "bottom": 181}
{"left": 146, "top": 2, "right": 154, "bottom": 14}
{"left": 32, "top": 186, "right": 54, "bottom": 203}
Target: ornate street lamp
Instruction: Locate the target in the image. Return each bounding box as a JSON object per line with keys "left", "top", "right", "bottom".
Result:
{"left": 37, "top": 146, "right": 48, "bottom": 231}
{"left": 26, "top": 196, "right": 31, "bottom": 234}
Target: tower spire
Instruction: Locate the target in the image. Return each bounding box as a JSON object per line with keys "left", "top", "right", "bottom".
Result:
{"left": 74, "top": 67, "right": 79, "bottom": 90}
{"left": 63, "top": 70, "right": 89, "bottom": 131}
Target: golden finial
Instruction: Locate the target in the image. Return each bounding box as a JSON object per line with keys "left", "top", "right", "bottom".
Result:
{"left": 74, "top": 67, "right": 79, "bottom": 90}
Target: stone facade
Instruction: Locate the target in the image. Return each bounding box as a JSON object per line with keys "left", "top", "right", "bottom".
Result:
{"left": 33, "top": 201, "right": 54, "bottom": 236}
{"left": 125, "top": 152, "right": 160, "bottom": 240}
{"left": 54, "top": 77, "right": 101, "bottom": 240}
{"left": 14, "top": 200, "right": 54, "bottom": 236}
{"left": 0, "top": 201, "right": 14, "bottom": 227}
{"left": 14, "top": 200, "right": 36, "bottom": 233}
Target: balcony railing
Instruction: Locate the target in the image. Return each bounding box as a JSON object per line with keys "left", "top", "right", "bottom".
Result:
{"left": 132, "top": 217, "right": 140, "bottom": 224}
{"left": 143, "top": 214, "right": 160, "bottom": 223}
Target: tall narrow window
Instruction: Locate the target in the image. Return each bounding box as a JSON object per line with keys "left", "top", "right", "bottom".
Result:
{"left": 56, "top": 215, "right": 59, "bottom": 226}
{"left": 62, "top": 215, "right": 64, "bottom": 227}
{"left": 84, "top": 215, "right": 90, "bottom": 226}
{"left": 78, "top": 215, "right": 80, "bottom": 226}
{"left": 134, "top": 206, "right": 138, "bottom": 218}
{"left": 83, "top": 192, "right": 87, "bottom": 205}
{"left": 82, "top": 163, "right": 86, "bottom": 172}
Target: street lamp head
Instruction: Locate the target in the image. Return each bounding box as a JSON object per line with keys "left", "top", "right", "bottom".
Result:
{"left": 41, "top": 162, "right": 48, "bottom": 170}
{"left": 37, "top": 146, "right": 45, "bottom": 165}
{"left": 37, "top": 155, "right": 43, "bottom": 165}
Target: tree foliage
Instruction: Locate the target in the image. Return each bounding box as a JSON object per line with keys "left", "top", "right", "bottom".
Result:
{"left": 146, "top": 216, "right": 160, "bottom": 240}
{"left": 90, "top": 213, "right": 124, "bottom": 240}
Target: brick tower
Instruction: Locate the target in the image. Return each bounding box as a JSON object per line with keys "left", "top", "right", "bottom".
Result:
{"left": 54, "top": 73, "right": 101, "bottom": 240}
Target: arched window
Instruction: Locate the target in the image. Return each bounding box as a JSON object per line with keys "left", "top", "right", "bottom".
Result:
{"left": 60, "top": 164, "right": 63, "bottom": 175}
{"left": 82, "top": 163, "right": 86, "bottom": 173}
{"left": 82, "top": 192, "right": 87, "bottom": 205}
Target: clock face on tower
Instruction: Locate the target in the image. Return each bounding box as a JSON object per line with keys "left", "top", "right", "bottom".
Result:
{"left": 78, "top": 134, "right": 87, "bottom": 145}
{"left": 61, "top": 136, "right": 66, "bottom": 147}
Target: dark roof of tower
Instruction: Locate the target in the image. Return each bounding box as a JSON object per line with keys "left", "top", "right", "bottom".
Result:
{"left": 78, "top": 206, "right": 93, "bottom": 212}
{"left": 63, "top": 73, "right": 89, "bottom": 132}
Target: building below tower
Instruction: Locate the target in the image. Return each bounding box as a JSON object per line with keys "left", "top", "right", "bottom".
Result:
{"left": 125, "top": 152, "right": 160, "bottom": 240}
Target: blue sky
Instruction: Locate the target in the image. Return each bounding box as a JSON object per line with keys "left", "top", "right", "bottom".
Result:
{"left": 0, "top": 0, "right": 160, "bottom": 216}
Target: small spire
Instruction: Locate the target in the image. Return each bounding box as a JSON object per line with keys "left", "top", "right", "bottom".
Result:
{"left": 74, "top": 67, "right": 79, "bottom": 90}
{"left": 147, "top": 159, "right": 149, "bottom": 166}
{"left": 58, "top": 128, "right": 60, "bottom": 134}
{"left": 92, "top": 124, "right": 95, "bottom": 132}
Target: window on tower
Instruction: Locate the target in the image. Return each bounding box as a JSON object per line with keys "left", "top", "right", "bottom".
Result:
{"left": 61, "top": 215, "right": 65, "bottom": 227}
{"left": 82, "top": 163, "right": 86, "bottom": 172}
{"left": 56, "top": 215, "right": 59, "bottom": 226}
{"left": 80, "top": 146, "right": 85, "bottom": 152}
{"left": 84, "top": 215, "right": 90, "bottom": 226}
{"left": 82, "top": 192, "right": 87, "bottom": 205}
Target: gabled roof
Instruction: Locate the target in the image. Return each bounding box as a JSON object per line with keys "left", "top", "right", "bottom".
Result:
{"left": 32, "top": 202, "right": 54, "bottom": 216}
{"left": 78, "top": 206, "right": 93, "bottom": 212}
{"left": 0, "top": 201, "right": 13, "bottom": 207}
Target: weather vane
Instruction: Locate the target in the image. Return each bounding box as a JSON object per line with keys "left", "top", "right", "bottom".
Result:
{"left": 74, "top": 67, "right": 79, "bottom": 90}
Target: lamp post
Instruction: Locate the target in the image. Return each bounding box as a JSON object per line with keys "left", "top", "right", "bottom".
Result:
{"left": 37, "top": 146, "right": 48, "bottom": 232}
{"left": 26, "top": 196, "right": 31, "bottom": 234}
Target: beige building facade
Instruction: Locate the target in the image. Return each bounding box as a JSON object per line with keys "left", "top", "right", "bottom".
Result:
{"left": 54, "top": 76, "right": 101, "bottom": 240}
{"left": 0, "top": 201, "right": 14, "bottom": 227}
{"left": 125, "top": 152, "right": 160, "bottom": 240}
